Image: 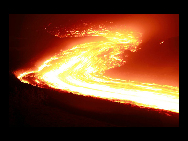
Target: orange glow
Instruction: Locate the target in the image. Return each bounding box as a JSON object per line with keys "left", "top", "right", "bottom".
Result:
{"left": 16, "top": 24, "right": 179, "bottom": 113}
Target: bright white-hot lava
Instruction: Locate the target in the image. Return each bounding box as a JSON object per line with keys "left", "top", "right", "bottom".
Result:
{"left": 16, "top": 24, "right": 179, "bottom": 113}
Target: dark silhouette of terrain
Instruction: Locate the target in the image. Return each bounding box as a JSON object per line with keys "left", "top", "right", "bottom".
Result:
{"left": 9, "top": 71, "right": 179, "bottom": 127}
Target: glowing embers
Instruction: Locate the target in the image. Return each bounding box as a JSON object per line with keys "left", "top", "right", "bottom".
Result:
{"left": 16, "top": 26, "right": 179, "bottom": 113}
{"left": 160, "top": 41, "right": 165, "bottom": 44}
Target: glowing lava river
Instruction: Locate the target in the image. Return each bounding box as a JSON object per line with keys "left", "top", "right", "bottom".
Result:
{"left": 15, "top": 24, "right": 179, "bottom": 113}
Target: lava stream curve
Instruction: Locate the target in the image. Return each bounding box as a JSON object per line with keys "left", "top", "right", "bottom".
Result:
{"left": 16, "top": 25, "right": 179, "bottom": 113}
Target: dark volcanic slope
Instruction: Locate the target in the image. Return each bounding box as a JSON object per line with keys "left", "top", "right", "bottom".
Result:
{"left": 9, "top": 72, "right": 179, "bottom": 127}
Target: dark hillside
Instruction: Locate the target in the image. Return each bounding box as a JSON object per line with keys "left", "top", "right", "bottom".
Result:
{"left": 9, "top": 72, "right": 179, "bottom": 127}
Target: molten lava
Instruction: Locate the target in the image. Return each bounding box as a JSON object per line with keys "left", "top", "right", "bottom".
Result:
{"left": 16, "top": 24, "right": 179, "bottom": 113}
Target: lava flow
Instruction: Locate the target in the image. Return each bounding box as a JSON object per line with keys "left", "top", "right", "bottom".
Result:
{"left": 16, "top": 24, "right": 179, "bottom": 113}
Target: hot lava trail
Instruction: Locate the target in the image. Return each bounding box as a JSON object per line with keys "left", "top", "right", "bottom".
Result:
{"left": 16, "top": 24, "right": 179, "bottom": 113}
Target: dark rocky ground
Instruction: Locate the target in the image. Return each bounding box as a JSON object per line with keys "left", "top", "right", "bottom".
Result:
{"left": 9, "top": 70, "right": 179, "bottom": 127}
